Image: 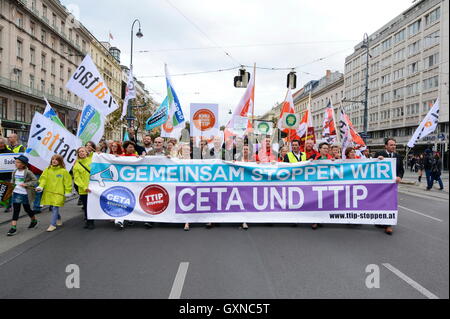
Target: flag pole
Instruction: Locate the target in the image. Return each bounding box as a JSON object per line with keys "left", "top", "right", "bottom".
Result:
{"left": 305, "top": 91, "right": 312, "bottom": 143}
{"left": 331, "top": 97, "right": 340, "bottom": 145}
{"left": 252, "top": 63, "right": 256, "bottom": 131}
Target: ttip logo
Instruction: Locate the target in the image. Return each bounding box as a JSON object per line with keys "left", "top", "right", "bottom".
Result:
{"left": 139, "top": 185, "right": 170, "bottom": 215}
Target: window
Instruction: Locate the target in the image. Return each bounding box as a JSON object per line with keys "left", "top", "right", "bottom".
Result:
{"left": 69, "top": 29, "right": 72, "bottom": 41}
{"left": 425, "top": 7, "right": 440, "bottom": 26}
{"left": 52, "top": 14, "right": 57, "bottom": 27}
{"left": 370, "top": 79, "right": 379, "bottom": 89}
{"left": 76, "top": 34, "right": 79, "bottom": 46}
{"left": 423, "top": 52, "right": 439, "bottom": 69}
{"left": 50, "top": 84, "right": 55, "bottom": 96}
{"left": 393, "top": 29, "right": 405, "bottom": 44}
{"left": 381, "top": 56, "right": 391, "bottom": 68}
{"left": 406, "top": 82, "right": 420, "bottom": 95}
{"left": 407, "top": 61, "right": 420, "bottom": 75}
{"left": 60, "top": 42, "right": 65, "bottom": 54}
{"left": 67, "top": 68, "right": 72, "bottom": 81}
{"left": 51, "top": 59, "right": 56, "bottom": 74}
{"left": 371, "top": 62, "right": 379, "bottom": 74}
{"left": 381, "top": 92, "right": 391, "bottom": 103}
{"left": 40, "top": 79, "right": 45, "bottom": 93}
{"left": 422, "top": 100, "right": 434, "bottom": 112}
{"left": 423, "top": 76, "right": 439, "bottom": 91}
{"left": 381, "top": 73, "right": 391, "bottom": 85}
{"left": 407, "top": 19, "right": 421, "bottom": 37}
{"left": 381, "top": 38, "right": 392, "bottom": 52}
{"left": 41, "top": 53, "right": 46, "bottom": 71}
{"left": 29, "top": 75, "right": 35, "bottom": 89}
{"left": 60, "top": 64, "right": 64, "bottom": 80}
{"left": 393, "top": 87, "right": 404, "bottom": 99}
{"left": 0, "top": 97, "right": 7, "bottom": 119}
{"left": 61, "top": 21, "right": 65, "bottom": 34}
{"left": 30, "top": 21, "right": 36, "bottom": 36}
{"left": 15, "top": 11, "right": 24, "bottom": 28}
{"left": 393, "top": 68, "right": 404, "bottom": 81}
{"left": 353, "top": 72, "right": 360, "bottom": 83}
{"left": 42, "top": 5, "right": 47, "bottom": 18}
{"left": 41, "top": 29, "right": 47, "bottom": 43}
{"left": 16, "top": 39, "right": 23, "bottom": 58}
{"left": 393, "top": 48, "right": 405, "bottom": 62}
{"left": 395, "top": 107, "right": 404, "bottom": 118}
{"left": 408, "top": 40, "right": 421, "bottom": 56}
{"left": 30, "top": 46, "right": 36, "bottom": 64}
{"left": 371, "top": 45, "right": 380, "bottom": 57}
{"left": 15, "top": 101, "right": 26, "bottom": 122}
{"left": 13, "top": 69, "right": 22, "bottom": 83}
{"left": 424, "top": 30, "right": 439, "bottom": 48}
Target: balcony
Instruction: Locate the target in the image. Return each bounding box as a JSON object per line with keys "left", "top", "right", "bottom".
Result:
{"left": 0, "top": 76, "right": 82, "bottom": 111}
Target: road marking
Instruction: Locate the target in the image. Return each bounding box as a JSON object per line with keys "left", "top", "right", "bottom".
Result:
{"left": 398, "top": 205, "right": 443, "bottom": 222}
{"left": 382, "top": 263, "right": 439, "bottom": 299}
{"left": 169, "top": 262, "right": 189, "bottom": 299}
{"left": 398, "top": 190, "right": 448, "bottom": 203}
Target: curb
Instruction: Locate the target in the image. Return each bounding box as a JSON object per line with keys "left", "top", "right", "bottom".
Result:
{"left": 0, "top": 196, "right": 79, "bottom": 227}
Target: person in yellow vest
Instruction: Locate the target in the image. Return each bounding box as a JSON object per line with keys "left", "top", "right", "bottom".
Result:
{"left": 284, "top": 140, "right": 307, "bottom": 163}
{"left": 73, "top": 147, "right": 94, "bottom": 230}
{"left": 6, "top": 134, "right": 25, "bottom": 153}
{"left": 36, "top": 155, "right": 73, "bottom": 232}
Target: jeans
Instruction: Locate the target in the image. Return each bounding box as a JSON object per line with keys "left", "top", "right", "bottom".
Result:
{"left": 50, "top": 206, "right": 61, "bottom": 226}
{"left": 432, "top": 174, "right": 444, "bottom": 189}
{"left": 32, "top": 174, "right": 42, "bottom": 211}
{"left": 80, "top": 194, "right": 88, "bottom": 220}
{"left": 11, "top": 193, "right": 35, "bottom": 222}
{"left": 425, "top": 169, "right": 433, "bottom": 189}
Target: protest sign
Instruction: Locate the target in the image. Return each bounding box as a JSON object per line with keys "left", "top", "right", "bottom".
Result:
{"left": 190, "top": 103, "right": 219, "bottom": 138}
{"left": 88, "top": 155, "right": 398, "bottom": 225}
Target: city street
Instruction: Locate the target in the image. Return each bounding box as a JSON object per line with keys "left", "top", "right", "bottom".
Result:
{"left": 0, "top": 178, "right": 448, "bottom": 299}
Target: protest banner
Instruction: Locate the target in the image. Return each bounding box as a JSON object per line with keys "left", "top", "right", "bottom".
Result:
{"left": 26, "top": 112, "right": 82, "bottom": 171}
{"left": 0, "top": 153, "right": 23, "bottom": 173}
{"left": 88, "top": 155, "right": 398, "bottom": 225}
{"left": 77, "top": 103, "right": 105, "bottom": 145}
{"left": 0, "top": 181, "right": 14, "bottom": 207}
{"left": 66, "top": 55, "right": 119, "bottom": 116}
{"left": 190, "top": 103, "right": 219, "bottom": 138}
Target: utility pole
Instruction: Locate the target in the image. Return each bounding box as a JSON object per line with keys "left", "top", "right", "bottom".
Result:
{"left": 362, "top": 33, "right": 370, "bottom": 138}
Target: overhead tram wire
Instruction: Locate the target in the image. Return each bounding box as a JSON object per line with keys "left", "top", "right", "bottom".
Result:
{"left": 164, "top": 0, "right": 242, "bottom": 66}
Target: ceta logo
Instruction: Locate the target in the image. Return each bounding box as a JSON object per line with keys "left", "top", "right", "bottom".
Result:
{"left": 193, "top": 109, "right": 215, "bottom": 131}
{"left": 139, "top": 185, "right": 169, "bottom": 215}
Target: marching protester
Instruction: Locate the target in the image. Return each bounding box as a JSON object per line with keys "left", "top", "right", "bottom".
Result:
{"left": 109, "top": 141, "right": 124, "bottom": 156}
{"left": 374, "top": 138, "right": 404, "bottom": 235}
{"left": 362, "top": 147, "right": 371, "bottom": 159}
{"left": 178, "top": 143, "right": 192, "bottom": 231}
{"left": 423, "top": 149, "right": 435, "bottom": 190}
{"left": 236, "top": 144, "right": 252, "bottom": 230}
{"left": 127, "top": 128, "right": 146, "bottom": 155}
{"left": 121, "top": 141, "right": 140, "bottom": 157}
{"left": 85, "top": 141, "right": 96, "bottom": 156}
{"left": 36, "top": 155, "right": 73, "bottom": 232}
{"left": 0, "top": 138, "right": 13, "bottom": 183}
{"left": 302, "top": 139, "right": 320, "bottom": 160}
{"left": 167, "top": 139, "right": 178, "bottom": 157}
{"left": 142, "top": 135, "right": 153, "bottom": 155}
{"left": 315, "top": 142, "right": 333, "bottom": 160}
{"left": 330, "top": 145, "right": 342, "bottom": 159}
{"left": 73, "top": 147, "right": 94, "bottom": 229}
{"left": 284, "top": 140, "right": 307, "bottom": 163}
{"left": 345, "top": 147, "right": 357, "bottom": 159}
{"left": 254, "top": 137, "right": 277, "bottom": 163}
{"left": 430, "top": 152, "right": 444, "bottom": 191}
{"left": 417, "top": 154, "right": 425, "bottom": 183}
{"left": 209, "top": 136, "right": 225, "bottom": 160}
{"left": 7, "top": 133, "right": 26, "bottom": 153}
{"left": 278, "top": 146, "right": 289, "bottom": 162}
{"left": 146, "top": 137, "right": 168, "bottom": 156}
{"left": 6, "top": 155, "right": 38, "bottom": 236}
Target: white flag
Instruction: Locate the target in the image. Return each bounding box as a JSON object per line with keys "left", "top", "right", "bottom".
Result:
{"left": 25, "top": 113, "right": 82, "bottom": 171}
{"left": 122, "top": 68, "right": 136, "bottom": 119}
{"left": 66, "top": 55, "right": 119, "bottom": 116}
{"left": 407, "top": 98, "right": 440, "bottom": 148}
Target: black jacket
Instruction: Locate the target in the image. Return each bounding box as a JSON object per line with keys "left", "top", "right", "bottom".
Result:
{"left": 374, "top": 150, "right": 404, "bottom": 179}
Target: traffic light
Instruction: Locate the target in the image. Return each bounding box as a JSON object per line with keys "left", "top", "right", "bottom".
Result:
{"left": 234, "top": 67, "right": 251, "bottom": 88}
{"left": 287, "top": 70, "right": 297, "bottom": 89}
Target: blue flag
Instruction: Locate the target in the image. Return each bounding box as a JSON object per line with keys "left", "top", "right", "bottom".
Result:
{"left": 145, "top": 96, "right": 169, "bottom": 131}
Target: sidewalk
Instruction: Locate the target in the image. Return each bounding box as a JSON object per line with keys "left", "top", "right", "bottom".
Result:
{"left": 399, "top": 170, "right": 449, "bottom": 201}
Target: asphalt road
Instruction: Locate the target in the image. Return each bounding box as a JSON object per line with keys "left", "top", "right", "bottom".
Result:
{"left": 0, "top": 189, "right": 448, "bottom": 299}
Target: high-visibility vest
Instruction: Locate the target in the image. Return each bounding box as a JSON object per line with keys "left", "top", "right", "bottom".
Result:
{"left": 6, "top": 144, "right": 24, "bottom": 153}
{"left": 287, "top": 152, "right": 307, "bottom": 163}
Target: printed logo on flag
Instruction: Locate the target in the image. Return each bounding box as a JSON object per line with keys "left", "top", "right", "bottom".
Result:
{"left": 193, "top": 109, "right": 216, "bottom": 131}
{"left": 139, "top": 185, "right": 170, "bottom": 215}
{"left": 257, "top": 122, "right": 270, "bottom": 134}
{"left": 100, "top": 186, "right": 135, "bottom": 217}
{"left": 282, "top": 113, "right": 300, "bottom": 129}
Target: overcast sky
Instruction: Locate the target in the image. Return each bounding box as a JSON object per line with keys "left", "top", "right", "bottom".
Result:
{"left": 62, "top": 0, "right": 414, "bottom": 125}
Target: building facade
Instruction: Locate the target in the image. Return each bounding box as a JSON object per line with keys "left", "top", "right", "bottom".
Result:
{"left": 0, "top": 0, "right": 91, "bottom": 141}
{"left": 344, "top": 0, "right": 449, "bottom": 155}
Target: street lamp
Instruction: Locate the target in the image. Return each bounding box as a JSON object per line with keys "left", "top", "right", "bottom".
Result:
{"left": 127, "top": 19, "right": 143, "bottom": 130}
{"left": 362, "top": 32, "right": 370, "bottom": 140}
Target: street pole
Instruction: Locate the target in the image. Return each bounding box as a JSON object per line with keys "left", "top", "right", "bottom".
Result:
{"left": 362, "top": 33, "right": 370, "bottom": 140}
{"left": 127, "top": 19, "right": 143, "bottom": 131}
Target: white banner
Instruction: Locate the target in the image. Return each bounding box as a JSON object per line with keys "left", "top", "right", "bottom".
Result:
{"left": 26, "top": 113, "right": 82, "bottom": 171}
{"left": 0, "top": 153, "right": 24, "bottom": 173}
{"left": 87, "top": 154, "right": 398, "bottom": 225}
{"left": 66, "top": 55, "right": 119, "bottom": 116}
{"left": 190, "top": 103, "right": 219, "bottom": 138}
